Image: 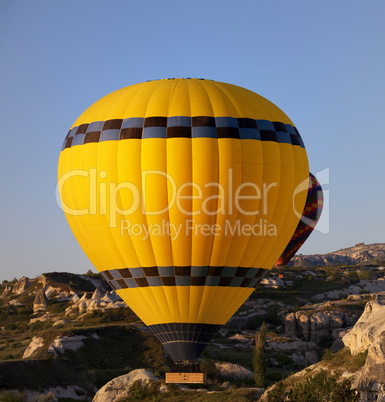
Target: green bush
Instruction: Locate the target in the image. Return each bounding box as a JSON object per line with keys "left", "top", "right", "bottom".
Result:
{"left": 322, "top": 349, "right": 334, "bottom": 361}
{"left": 347, "top": 272, "right": 359, "bottom": 283}
{"left": 358, "top": 270, "right": 374, "bottom": 280}
{"left": 200, "top": 357, "right": 218, "bottom": 377}
{"left": 0, "top": 391, "right": 28, "bottom": 402}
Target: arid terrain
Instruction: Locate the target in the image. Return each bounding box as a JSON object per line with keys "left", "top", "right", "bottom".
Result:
{"left": 1, "top": 243, "right": 385, "bottom": 401}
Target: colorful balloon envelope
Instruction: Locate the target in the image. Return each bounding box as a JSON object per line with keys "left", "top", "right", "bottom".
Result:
{"left": 58, "top": 78, "right": 309, "bottom": 362}
{"left": 276, "top": 173, "right": 324, "bottom": 267}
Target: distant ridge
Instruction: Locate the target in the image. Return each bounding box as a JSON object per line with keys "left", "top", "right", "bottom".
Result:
{"left": 289, "top": 242, "right": 385, "bottom": 267}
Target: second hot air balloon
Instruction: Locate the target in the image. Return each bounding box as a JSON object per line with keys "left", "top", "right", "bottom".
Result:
{"left": 276, "top": 173, "right": 324, "bottom": 269}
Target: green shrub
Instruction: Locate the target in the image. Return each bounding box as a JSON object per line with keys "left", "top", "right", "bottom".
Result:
{"left": 358, "top": 270, "right": 374, "bottom": 280}
{"left": 322, "top": 348, "right": 334, "bottom": 361}
{"left": 0, "top": 391, "right": 28, "bottom": 402}
{"left": 200, "top": 357, "right": 218, "bottom": 377}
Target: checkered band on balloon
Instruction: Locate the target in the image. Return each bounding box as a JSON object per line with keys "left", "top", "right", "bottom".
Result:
{"left": 61, "top": 116, "right": 305, "bottom": 151}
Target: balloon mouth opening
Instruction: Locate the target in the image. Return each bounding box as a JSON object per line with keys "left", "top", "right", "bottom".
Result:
{"left": 147, "top": 323, "right": 222, "bottom": 362}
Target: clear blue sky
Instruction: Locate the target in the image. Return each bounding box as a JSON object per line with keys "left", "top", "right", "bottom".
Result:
{"left": 1, "top": 1, "right": 384, "bottom": 281}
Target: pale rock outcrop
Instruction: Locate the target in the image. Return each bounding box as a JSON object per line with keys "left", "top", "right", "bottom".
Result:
{"left": 343, "top": 297, "right": 385, "bottom": 355}
{"left": 297, "top": 312, "right": 311, "bottom": 332}
{"left": 101, "top": 291, "right": 119, "bottom": 303}
{"left": 215, "top": 362, "right": 254, "bottom": 379}
{"left": 1, "top": 284, "right": 13, "bottom": 297}
{"left": 29, "top": 313, "right": 52, "bottom": 324}
{"left": 310, "top": 311, "right": 329, "bottom": 330}
{"left": 313, "top": 280, "right": 385, "bottom": 302}
{"left": 53, "top": 319, "right": 70, "bottom": 327}
{"left": 8, "top": 299, "right": 25, "bottom": 307}
{"left": 74, "top": 293, "right": 89, "bottom": 314}
{"left": 228, "top": 333, "right": 252, "bottom": 344}
{"left": 33, "top": 288, "right": 49, "bottom": 313}
{"left": 285, "top": 313, "right": 297, "bottom": 335}
{"left": 78, "top": 292, "right": 88, "bottom": 303}
{"left": 43, "top": 285, "right": 73, "bottom": 300}
{"left": 70, "top": 294, "right": 80, "bottom": 303}
{"left": 285, "top": 308, "right": 356, "bottom": 343}
{"left": 290, "top": 242, "right": 385, "bottom": 267}
{"left": 353, "top": 331, "right": 385, "bottom": 401}
{"left": 91, "top": 286, "right": 104, "bottom": 300}
{"left": 93, "top": 369, "right": 159, "bottom": 402}
{"left": 86, "top": 299, "right": 101, "bottom": 312}
{"left": 267, "top": 338, "right": 316, "bottom": 354}
{"left": 12, "top": 276, "right": 31, "bottom": 294}
{"left": 23, "top": 336, "right": 45, "bottom": 358}
{"left": 48, "top": 335, "right": 87, "bottom": 355}
{"left": 261, "top": 277, "right": 284, "bottom": 288}
{"left": 66, "top": 290, "right": 126, "bottom": 316}
{"left": 348, "top": 294, "right": 367, "bottom": 301}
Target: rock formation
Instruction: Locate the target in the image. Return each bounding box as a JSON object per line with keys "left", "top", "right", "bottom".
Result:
{"left": 93, "top": 369, "right": 159, "bottom": 402}
{"left": 91, "top": 286, "right": 104, "bottom": 300}
{"left": 352, "top": 331, "right": 385, "bottom": 401}
{"left": 23, "top": 337, "right": 45, "bottom": 359}
{"left": 1, "top": 284, "right": 13, "bottom": 297}
{"left": 65, "top": 290, "right": 126, "bottom": 316}
{"left": 312, "top": 280, "right": 385, "bottom": 302}
{"left": 215, "top": 362, "right": 254, "bottom": 379}
{"left": 12, "top": 276, "right": 31, "bottom": 294}
{"left": 48, "top": 335, "right": 87, "bottom": 355}
{"left": 343, "top": 296, "right": 385, "bottom": 355}
{"left": 290, "top": 242, "right": 385, "bottom": 267}
{"left": 285, "top": 308, "right": 355, "bottom": 343}
{"left": 33, "top": 288, "right": 49, "bottom": 313}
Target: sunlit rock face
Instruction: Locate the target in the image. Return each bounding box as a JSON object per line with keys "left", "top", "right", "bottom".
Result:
{"left": 343, "top": 297, "right": 385, "bottom": 355}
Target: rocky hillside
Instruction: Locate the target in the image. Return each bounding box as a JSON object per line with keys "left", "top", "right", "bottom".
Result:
{"left": 261, "top": 296, "right": 385, "bottom": 402}
{"left": 1, "top": 264, "right": 385, "bottom": 400}
{"left": 290, "top": 242, "right": 385, "bottom": 267}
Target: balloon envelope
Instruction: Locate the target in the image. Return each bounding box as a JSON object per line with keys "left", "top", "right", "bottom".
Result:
{"left": 58, "top": 78, "right": 309, "bottom": 361}
{"left": 276, "top": 173, "right": 323, "bottom": 267}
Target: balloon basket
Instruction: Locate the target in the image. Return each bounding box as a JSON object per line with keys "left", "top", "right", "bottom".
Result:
{"left": 165, "top": 361, "right": 206, "bottom": 384}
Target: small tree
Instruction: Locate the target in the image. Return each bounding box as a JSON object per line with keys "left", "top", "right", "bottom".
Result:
{"left": 200, "top": 357, "right": 218, "bottom": 378}
{"left": 253, "top": 322, "right": 267, "bottom": 387}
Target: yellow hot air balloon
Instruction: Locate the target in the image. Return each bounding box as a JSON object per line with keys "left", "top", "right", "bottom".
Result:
{"left": 58, "top": 78, "right": 308, "bottom": 366}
